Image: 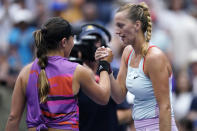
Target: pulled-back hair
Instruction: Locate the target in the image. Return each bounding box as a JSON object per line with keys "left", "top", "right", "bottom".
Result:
{"left": 33, "top": 17, "right": 73, "bottom": 103}
{"left": 117, "top": 2, "right": 152, "bottom": 57}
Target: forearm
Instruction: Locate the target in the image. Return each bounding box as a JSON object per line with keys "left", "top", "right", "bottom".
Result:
{"left": 110, "top": 74, "right": 127, "bottom": 104}
{"left": 159, "top": 107, "right": 171, "bottom": 131}
{"left": 99, "top": 71, "right": 111, "bottom": 104}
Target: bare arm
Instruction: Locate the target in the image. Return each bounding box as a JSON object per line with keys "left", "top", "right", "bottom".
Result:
{"left": 5, "top": 64, "right": 31, "bottom": 131}
{"left": 74, "top": 48, "right": 113, "bottom": 105}
{"left": 109, "top": 46, "right": 132, "bottom": 104}
{"left": 75, "top": 65, "right": 110, "bottom": 105}
{"left": 145, "top": 48, "right": 172, "bottom": 131}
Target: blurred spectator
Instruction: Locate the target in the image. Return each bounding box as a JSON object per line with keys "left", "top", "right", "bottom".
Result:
{"left": 188, "top": 50, "right": 197, "bottom": 96}
{"left": 9, "top": 0, "right": 27, "bottom": 19}
{"left": 0, "top": 0, "right": 12, "bottom": 53}
{"left": 32, "top": 0, "right": 49, "bottom": 27}
{"left": 7, "top": 45, "right": 22, "bottom": 88}
{"left": 110, "top": 35, "right": 126, "bottom": 69}
{"left": 150, "top": 10, "right": 171, "bottom": 53}
{"left": 0, "top": 52, "right": 9, "bottom": 87}
{"left": 97, "top": 1, "right": 113, "bottom": 25}
{"left": 157, "top": 0, "right": 197, "bottom": 71}
{"left": 172, "top": 69, "right": 193, "bottom": 121}
{"left": 188, "top": 0, "right": 197, "bottom": 19}
{"left": 86, "top": 0, "right": 114, "bottom": 25}
{"left": 74, "top": 1, "right": 102, "bottom": 26}
{"left": 8, "top": 8, "right": 36, "bottom": 67}
{"left": 187, "top": 96, "right": 197, "bottom": 131}
{"left": 178, "top": 118, "right": 193, "bottom": 131}
{"left": 50, "top": 0, "right": 69, "bottom": 17}
{"left": 57, "top": 0, "right": 85, "bottom": 23}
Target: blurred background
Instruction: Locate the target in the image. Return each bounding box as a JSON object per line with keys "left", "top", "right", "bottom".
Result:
{"left": 0, "top": 0, "right": 197, "bottom": 131}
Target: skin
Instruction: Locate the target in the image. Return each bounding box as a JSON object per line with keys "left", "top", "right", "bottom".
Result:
{"left": 96, "top": 10, "right": 172, "bottom": 131}
{"left": 6, "top": 35, "right": 113, "bottom": 131}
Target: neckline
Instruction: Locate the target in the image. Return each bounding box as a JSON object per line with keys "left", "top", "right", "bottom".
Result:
{"left": 128, "top": 50, "right": 143, "bottom": 69}
{"left": 47, "top": 56, "right": 68, "bottom": 60}
{"left": 128, "top": 58, "right": 143, "bottom": 69}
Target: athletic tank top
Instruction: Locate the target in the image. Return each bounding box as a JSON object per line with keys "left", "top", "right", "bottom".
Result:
{"left": 126, "top": 46, "right": 174, "bottom": 120}
{"left": 26, "top": 56, "right": 79, "bottom": 131}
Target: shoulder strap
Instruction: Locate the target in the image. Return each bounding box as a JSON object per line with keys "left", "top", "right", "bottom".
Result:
{"left": 143, "top": 45, "right": 157, "bottom": 72}
{"left": 126, "top": 49, "right": 133, "bottom": 66}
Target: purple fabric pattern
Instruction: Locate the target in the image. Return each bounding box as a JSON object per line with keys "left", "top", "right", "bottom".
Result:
{"left": 26, "top": 56, "right": 79, "bottom": 130}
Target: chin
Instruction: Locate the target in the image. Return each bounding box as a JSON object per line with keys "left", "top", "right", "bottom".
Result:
{"left": 123, "top": 40, "right": 130, "bottom": 46}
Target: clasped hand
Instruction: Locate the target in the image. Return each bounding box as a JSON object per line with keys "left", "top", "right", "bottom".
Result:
{"left": 95, "top": 46, "right": 113, "bottom": 63}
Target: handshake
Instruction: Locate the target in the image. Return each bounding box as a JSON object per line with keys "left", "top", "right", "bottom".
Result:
{"left": 95, "top": 46, "right": 114, "bottom": 63}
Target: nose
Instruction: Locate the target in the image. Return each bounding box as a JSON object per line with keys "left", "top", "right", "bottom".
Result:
{"left": 116, "top": 32, "right": 120, "bottom": 36}
{"left": 115, "top": 29, "right": 121, "bottom": 36}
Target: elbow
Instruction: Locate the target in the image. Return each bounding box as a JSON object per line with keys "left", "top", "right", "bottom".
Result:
{"left": 6, "top": 114, "right": 19, "bottom": 130}
{"left": 7, "top": 114, "right": 17, "bottom": 122}
{"left": 7, "top": 113, "right": 19, "bottom": 124}
{"left": 98, "top": 93, "right": 110, "bottom": 105}
{"left": 99, "top": 99, "right": 109, "bottom": 105}
{"left": 112, "top": 96, "right": 124, "bottom": 104}
{"left": 99, "top": 86, "right": 111, "bottom": 105}
{"left": 96, "top": 98, "right": 109, "bottom": 105}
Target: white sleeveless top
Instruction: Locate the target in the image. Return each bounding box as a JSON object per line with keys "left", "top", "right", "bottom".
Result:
{"left": 126, "top": 47, "right": 174, "bottom": 120}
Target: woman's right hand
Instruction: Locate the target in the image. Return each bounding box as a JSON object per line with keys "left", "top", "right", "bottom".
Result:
{"left": 95, "top": 47, "right": 113, "bottom": 63}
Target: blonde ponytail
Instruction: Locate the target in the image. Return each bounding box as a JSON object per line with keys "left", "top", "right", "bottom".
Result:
{"left": 139, "top": 2, "right": 152, "bottom": 56}
{"left": 139, "top": 2, "right": 152, "bottom": 43}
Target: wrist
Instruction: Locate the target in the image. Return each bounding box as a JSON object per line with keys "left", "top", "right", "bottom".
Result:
{"left": 97, "top": 60, "right": 111, "bottom": 75}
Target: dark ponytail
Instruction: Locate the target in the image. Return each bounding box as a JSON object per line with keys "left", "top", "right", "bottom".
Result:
{"left": 34, "top": 30, "right": 49, "bottom": 103}
{"left": 34, "top": 17, "right": 74, "bottom": 103}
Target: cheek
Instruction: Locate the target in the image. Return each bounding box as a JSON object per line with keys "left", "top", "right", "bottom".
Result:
{"left": 123, "top": 27, "right": 136, "bottom": 38}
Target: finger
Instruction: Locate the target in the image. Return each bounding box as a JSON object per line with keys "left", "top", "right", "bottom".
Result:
{"left": 95, "top": 55, "right": 105, "bottom": 60}
{"left": 95, "top": 53, "right": 109, "bottom": 60}
{"left": 95, "top": 51, "right": 108, "bottom": 58}
{"left": 95, "top": 53, "right": 108, "bottom": 59}
{"left": 97, "top": 47, "right": 106, "bottom": 51}
{"left": 96, "top": 51, "right": 108, "bottom": 55}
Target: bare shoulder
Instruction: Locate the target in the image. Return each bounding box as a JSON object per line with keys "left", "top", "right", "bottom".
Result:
{"left": 75, "top": 64, "right": 93, "bottom": 76}
{"left": 75, "top": 64, "right": 94, "bottom": 81}
{"left": 18, "top": 63, "right": 33, "bottom": 87}
{"left": 14, "top": 62, "right": 33, "bottom": 94}
{"left": 145, "top": 47, "right": 172, "bottom": 76}
{"left": 146, "top": 47, "right": 165, "bottom": 61}
{"left": 19, "top": 63, "right": 33, "bottom": 79}
{"left": 74, "top": 64, "right": 96, "bottom": 91}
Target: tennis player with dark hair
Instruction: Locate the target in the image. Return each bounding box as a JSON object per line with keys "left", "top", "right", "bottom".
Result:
{"left": 5, "top": 17, "right": 113, "bottom": 131}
